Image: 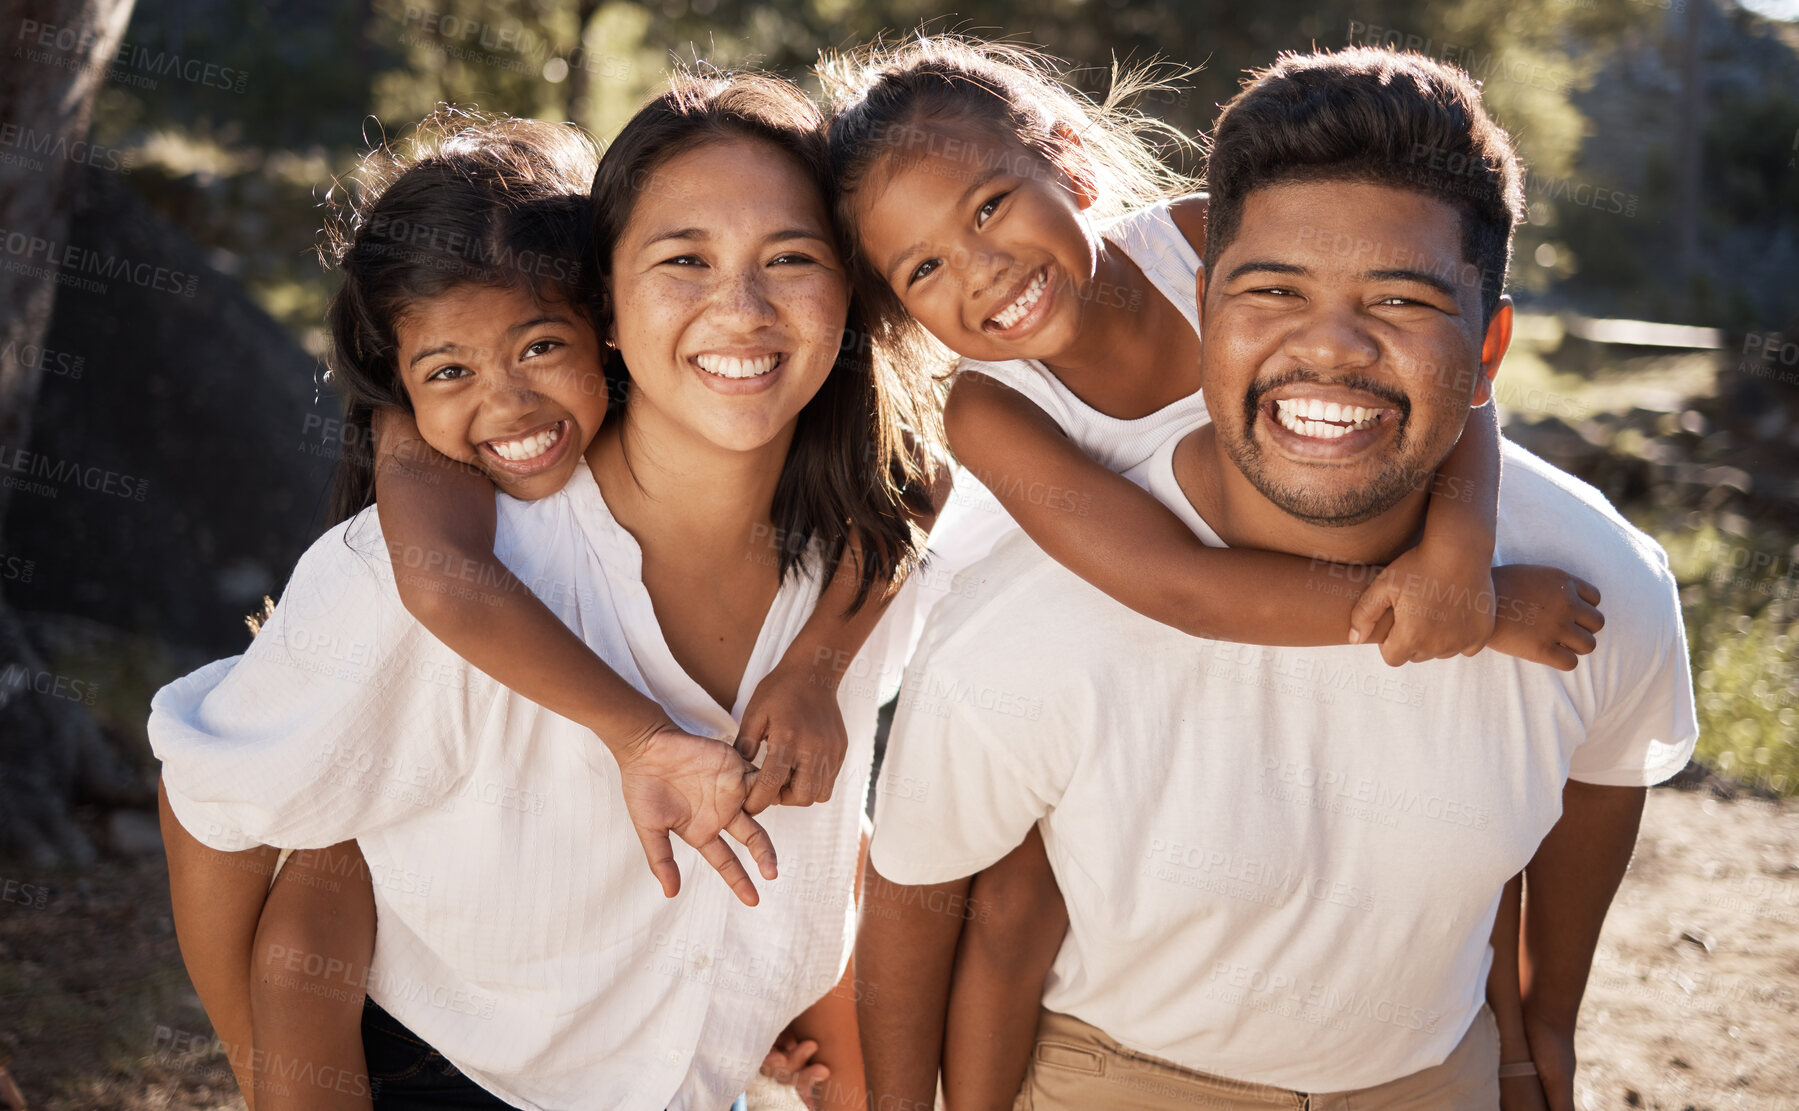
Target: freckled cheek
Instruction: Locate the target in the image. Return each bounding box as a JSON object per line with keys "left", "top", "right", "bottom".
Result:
{"left": 779, "top": 280, "right": 849, "bottom": 360}
{"left": 614, "top": 285, "right": 703, "bottom": 370}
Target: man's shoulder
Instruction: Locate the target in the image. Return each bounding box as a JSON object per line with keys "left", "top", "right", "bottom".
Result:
{"left": 1498, "top": 441, "right": 1671, "bottom": 573}
{"left": 914, "top": 529, "right": 1125, "bottom": 668}
{"left": 1496, "top": 439, "right": 1681, "bottom": 637}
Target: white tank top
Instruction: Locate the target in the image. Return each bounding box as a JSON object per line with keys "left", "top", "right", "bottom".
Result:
{"left": 916, "top": 199, "right": 1209, "bottom": 611}
{"left": 954, "top": 197, "right": 1209, "bottom": 473}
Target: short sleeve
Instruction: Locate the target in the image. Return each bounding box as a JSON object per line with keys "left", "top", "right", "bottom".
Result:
{"left": 1567, "top": 563, "right": 1699, "bottom": 787}
{"left": 869, "top": 558, "right": 1081, "bottom": 885}
{"left": 151, "top": 515, "right": 499, "bottom": 851}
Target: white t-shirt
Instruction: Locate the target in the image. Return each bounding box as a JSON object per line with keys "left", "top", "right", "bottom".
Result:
{"left": 870, "top": 426, "right": 1697, "bottom": 1092}
{"left": 152, "top": 459, "right": 921, "bottom": 1111}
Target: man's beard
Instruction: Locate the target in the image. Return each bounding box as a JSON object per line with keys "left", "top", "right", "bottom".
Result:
{"left": 1224, "top": 372, "right": 1428, "bottom": 528}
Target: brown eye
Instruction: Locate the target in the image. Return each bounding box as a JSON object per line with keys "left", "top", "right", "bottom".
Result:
{"left": 908, "top": 258, "right": 942, "bottom": 286}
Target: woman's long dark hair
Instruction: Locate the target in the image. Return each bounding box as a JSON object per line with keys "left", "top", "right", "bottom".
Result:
{"left": 318, "top": 107, "right": 601, "bottom": 527}
{"left": 591, "top": 70, "right": 943, "bottom": 612}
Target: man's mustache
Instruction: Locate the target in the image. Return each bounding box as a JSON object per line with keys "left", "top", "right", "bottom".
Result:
{"left": 1241, "top": 370, "right": 1413, "bottom": 428}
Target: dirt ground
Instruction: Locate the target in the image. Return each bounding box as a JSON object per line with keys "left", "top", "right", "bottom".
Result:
{"left": 2, "top": 786, "right": 1795, "bottom": 1110}
{"left": 1571, "top": 788, "right": 1799, "bottom": 1111}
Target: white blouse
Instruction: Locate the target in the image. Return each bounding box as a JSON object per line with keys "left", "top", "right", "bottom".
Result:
{"left": 151, "top": 459, "right": 919, "bottom": 1110}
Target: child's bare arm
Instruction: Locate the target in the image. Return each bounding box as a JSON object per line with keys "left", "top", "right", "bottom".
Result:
{"left": 372, "top": 409, "right": 776, "bottom": 905}
{"left": 249, "top": 842, "right": 375, "bottom": 1111}
{"left": 159, "top": 776, "right": 277, "bottom": 1107}
{"left": 950, "top": 375, "right": 1602, "bottom": 667}
{"left": 1351, "top": 402, "right": 1501, "bottom": 664}
{"left": 741, "top": 541, "right": 889, "bottom": 815}
{"left": 1489, "top": 873, "right": 1551, "bottom": 1109}
{"left": 372, "top": 408, "right": 672, "bottom": 750}
{"left": 945, "top": 372, "right": 1391, "bottom": 645}
{"left": 740, "top": 464, "right": 952, "bottom": 814}
{"left": 943, "top": 826, "right": 1067, "bottom": 1111}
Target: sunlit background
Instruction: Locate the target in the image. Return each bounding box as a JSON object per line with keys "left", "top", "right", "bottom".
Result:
{"left": 3, "top": 0, "right": 1798, "bottom": 1105}
{"left": 57, "top": 0, "right": 1796, "bottom": 812}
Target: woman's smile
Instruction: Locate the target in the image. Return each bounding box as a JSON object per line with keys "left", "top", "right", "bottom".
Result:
{"left": 690, "top": 349, "right": 787, "bottom": 395}
{"left": 610, "top": 136, "right": 847, "bottom": 453}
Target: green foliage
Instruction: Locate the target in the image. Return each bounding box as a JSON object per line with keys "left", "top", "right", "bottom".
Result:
{"left": 1656, "top": 518, "right": 1799, "bottom": 795}
{"left": 95, "top": 0, "right": 1766, "bottom": 332}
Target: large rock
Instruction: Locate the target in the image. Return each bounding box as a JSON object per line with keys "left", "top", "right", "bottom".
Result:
{"left": 7, "top": 161, "right": 338, "bottom": 658}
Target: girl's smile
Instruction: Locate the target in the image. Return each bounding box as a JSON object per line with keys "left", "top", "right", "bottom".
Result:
{"left": 980, "top": 264, "right": 1059, "bottom": 339}
{"left": 394, "top": 282, "right": 610, "bottom": 502}
{"left": 480, "top": 417, "right": 574, "bottom": 473}
{"left": 853, "top": 121, "right": 1097, "bottom": 366}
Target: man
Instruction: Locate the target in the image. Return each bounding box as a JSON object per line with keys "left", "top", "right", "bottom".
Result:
{"left": 859, "top": 48, "right": 1697, "bottom": 1110}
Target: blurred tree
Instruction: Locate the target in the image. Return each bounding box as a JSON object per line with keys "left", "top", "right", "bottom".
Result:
{"left": 0, "top": 0, "right": 141, "bottom": 865}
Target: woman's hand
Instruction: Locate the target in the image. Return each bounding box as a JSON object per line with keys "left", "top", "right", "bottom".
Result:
{"left": 615, "top": 726, "right": 777, "bottom": 906}
{"left": 761, "top": 1030, "right": 832, "bottom": 1111}
{"left": 1485, "top": 566, "right": 1605, "bottom": 671}
{"left": 1349, "top": 539, "right": 1497, "bottom": 665}
{"left": 737, "top": 662, "right": 849, "bottom": 814}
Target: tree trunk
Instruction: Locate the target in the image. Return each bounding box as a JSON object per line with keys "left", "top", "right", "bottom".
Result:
{"left": 0, "top": 0, "right": 139, "bottom": 865}
{"left": 1673, "top": 0, "right": 1703, "bottom": 315}
{"left": 565, "top": 0, "right": 604, "bottom": 132}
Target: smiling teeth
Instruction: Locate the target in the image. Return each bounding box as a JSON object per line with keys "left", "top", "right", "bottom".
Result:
{"left": 488, "top": 423, "right": 561, "bottom": 462}
{"left": 695, "top": 353, "right": 780, "bottom": 379}
{"left": 990, "top": 270, "right": 1048, "bottom": 329}
{"left": 1273, "top": 398, "right": 1381, "bottom": 439}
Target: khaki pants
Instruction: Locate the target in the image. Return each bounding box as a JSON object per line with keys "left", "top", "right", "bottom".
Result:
{"left": 1017, "top": 1006, "right": 1500, "bottom": 1110}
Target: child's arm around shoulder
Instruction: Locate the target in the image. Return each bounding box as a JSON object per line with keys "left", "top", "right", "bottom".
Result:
{"left": 739, "top": 451, "right": 952, "bottom": 814}
{"left": 372, "top": 408, "right": 777, "bottom": 907}
{"left": 944, "top": 368, "right": 1381, "bottom": 645}
{"left": 947, "top": 371, "right": 1603, "bottom": 666}
{"left": 1349, "top": 401, "right": 1503, "bottom": 664}
{"left": 371, "top": 407, "right": 671, "bottom": 752}
{"left": 1351, "top": 398, "right": 1605, "bottom": 671}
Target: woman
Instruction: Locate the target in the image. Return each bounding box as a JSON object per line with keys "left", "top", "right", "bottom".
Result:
{"left": 151, "top": 71, "right": 941, "bottom": 1109}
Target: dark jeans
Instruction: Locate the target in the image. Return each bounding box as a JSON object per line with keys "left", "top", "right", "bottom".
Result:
{"left": 360, "top": 997, "right": 751, "bottom": 1111}
{"left": 362, "top": 998, "right": 513, "bottom": 1108}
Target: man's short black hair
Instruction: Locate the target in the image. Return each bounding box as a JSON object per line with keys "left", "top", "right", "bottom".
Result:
{"left": 1203, "top": 47, "right": 1526, "bottom": 324}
